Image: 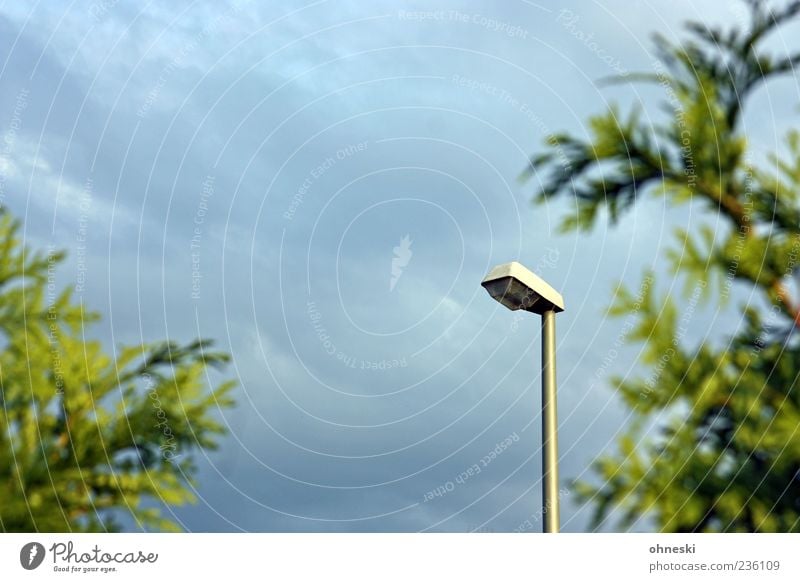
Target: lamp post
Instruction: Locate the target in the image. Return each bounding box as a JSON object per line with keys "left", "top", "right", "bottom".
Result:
{"left": 481, "top": 261, "right": 565, "bottom": 533}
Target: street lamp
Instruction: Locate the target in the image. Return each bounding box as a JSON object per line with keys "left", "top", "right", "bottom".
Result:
{"left": 481, "top": 261, "right": 565, "bottom": 533}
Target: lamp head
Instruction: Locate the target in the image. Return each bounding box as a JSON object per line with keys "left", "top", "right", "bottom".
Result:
{"left": 481, "top": 261, "right": 565, "bottom": 314}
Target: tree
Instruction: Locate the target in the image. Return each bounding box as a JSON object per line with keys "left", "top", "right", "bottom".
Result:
{"left": 524, "top": 0, "right": 800, "bottom": 531}
{"left": 0, "top": 210, "right": 235, "bottom": 532}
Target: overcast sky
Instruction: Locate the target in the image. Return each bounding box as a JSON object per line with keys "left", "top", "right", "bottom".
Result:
{"left": 1, "top": 1, "right": 798, "bottom": 532}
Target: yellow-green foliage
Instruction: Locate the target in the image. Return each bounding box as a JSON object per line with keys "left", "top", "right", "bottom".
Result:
{"left": 527, "top": 0, "right": 800, "bottom": 531}
{"left": 0, "top": 212, "right": 235, "bottom": 532}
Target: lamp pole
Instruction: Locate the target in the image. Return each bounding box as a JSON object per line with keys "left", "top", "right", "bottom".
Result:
{"left": 480, "top": 261, "right": 564, "bottom": 534}
{"left": 541, "top": 309, "right": 559, "bottom": 533}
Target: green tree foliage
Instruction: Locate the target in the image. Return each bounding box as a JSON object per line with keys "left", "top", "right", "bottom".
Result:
{"left": 0, "top": 210, "right": 235, "bottom": 532}
{"left": 525, "top": 0, "right": 800, "bottom": 531}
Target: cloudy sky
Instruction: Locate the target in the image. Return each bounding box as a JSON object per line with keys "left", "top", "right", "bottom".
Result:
{"left": 1, "top": 1, "right": 798, "bottom": 532}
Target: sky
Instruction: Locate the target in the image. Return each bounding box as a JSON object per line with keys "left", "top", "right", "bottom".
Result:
{"left": 0, "top": 0, "right": 798, "bottom": 532}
